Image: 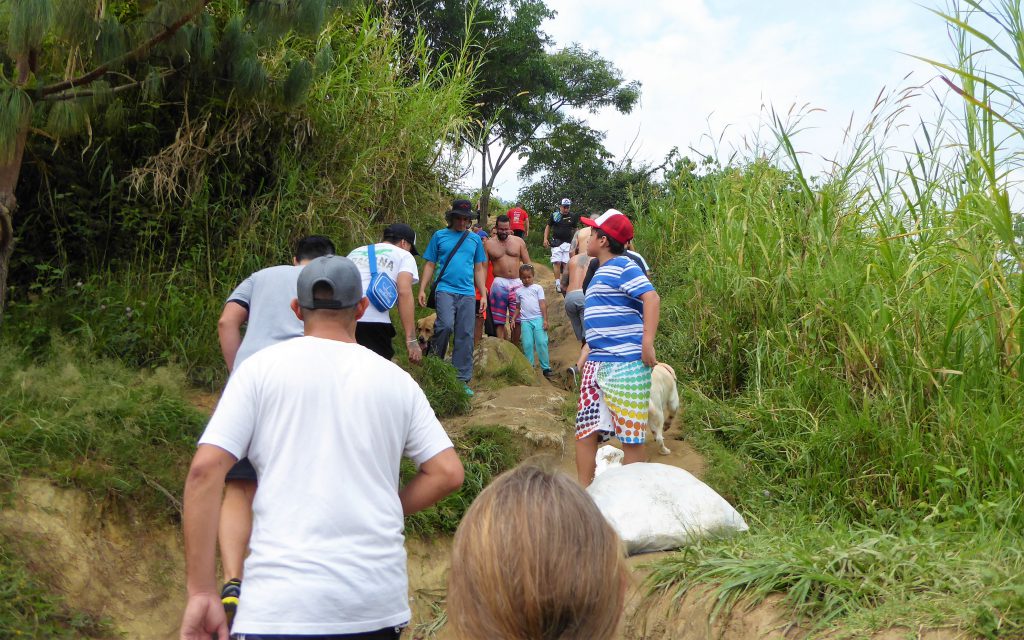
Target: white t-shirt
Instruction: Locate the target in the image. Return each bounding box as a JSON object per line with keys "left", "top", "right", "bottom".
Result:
{"left": 199, "top": 337, "right": 453, "bottom": 635}
{"left": 516, "top": 283, "right": 545, "bottom": 320}
{"left": 347, "top": 243, "right": 419, "bottom": 324}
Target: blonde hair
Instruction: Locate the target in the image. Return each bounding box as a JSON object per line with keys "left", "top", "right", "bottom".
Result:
{"left": 448, "top": 463, "right": 628, "bottom": 640}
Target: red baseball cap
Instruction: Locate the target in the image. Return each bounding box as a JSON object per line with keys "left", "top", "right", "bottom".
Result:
{"left": 580, "top": 209, "right": 634, "bottom": 244}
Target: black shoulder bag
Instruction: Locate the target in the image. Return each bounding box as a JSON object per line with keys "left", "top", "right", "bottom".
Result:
{"left": 426, "top": 231, "right": 470, "bottom": 309}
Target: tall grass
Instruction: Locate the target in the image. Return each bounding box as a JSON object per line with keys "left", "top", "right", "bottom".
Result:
{"left": 637, "top": 1, "right": 1024, "bottom": 633}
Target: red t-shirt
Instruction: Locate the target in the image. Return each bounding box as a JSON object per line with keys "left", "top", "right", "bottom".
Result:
{"left": 506, "top": 207, "right": 528, "bottom": 231}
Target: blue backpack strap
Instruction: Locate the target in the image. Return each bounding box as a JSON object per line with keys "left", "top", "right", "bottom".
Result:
{"left": 368, "top": 243, "right": 378, "bottom": 276}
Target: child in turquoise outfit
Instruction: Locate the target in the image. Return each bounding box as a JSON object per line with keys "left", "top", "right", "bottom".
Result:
{"left": 509, "top": 264, "right": 552, "bottom": 377}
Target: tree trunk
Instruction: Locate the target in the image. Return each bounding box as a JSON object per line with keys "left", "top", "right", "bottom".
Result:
{"left": 479, "top": 148, "right": 490, "bottom": 227}
{"left": 0, "top": 54, "right": 32, "bottom": 323}
{"left": 0, "top": 124, "right": 28, "bottom": 323}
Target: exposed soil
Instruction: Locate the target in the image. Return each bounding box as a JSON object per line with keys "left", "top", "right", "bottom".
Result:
{"left": 3, "top": 262, "right": 966, "bottom": 639}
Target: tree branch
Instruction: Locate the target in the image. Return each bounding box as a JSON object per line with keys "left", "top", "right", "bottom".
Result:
{"left": 43, "top": 69, "right": 178, "bottom": 102}
{"left": 40, "top": 0, "right": 210, "bottom": 97}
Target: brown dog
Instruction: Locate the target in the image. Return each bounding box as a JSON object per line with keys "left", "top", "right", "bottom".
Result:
{"left": 416, "top": 313, "right": 437, "bottom": 351}
{"left": 649, "top": 362, "right": 679, "bottom": 454}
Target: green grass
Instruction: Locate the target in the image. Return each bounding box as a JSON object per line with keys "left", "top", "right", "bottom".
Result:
{"left": 0, "top": 337, "right": 205, "bottom": 520}
{"left": 403, "top": 426, "right": 523, "bottom": 536}
{"left": 406, "top": 355, "right": 473, "bottom": 418}
{"left": 0, "top": 534, "right": 113, "bottom": 639}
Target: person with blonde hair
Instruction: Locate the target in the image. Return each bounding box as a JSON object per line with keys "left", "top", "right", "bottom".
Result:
{"left": 448, "top": 463, "right": 628, "bottom": 640}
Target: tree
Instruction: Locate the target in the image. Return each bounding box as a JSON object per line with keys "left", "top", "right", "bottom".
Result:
{"left": 384, "top": 0, "right": 640, "bottom": 224}
{"left": 517, "top": 123, "right": 672, "bottom": 220}
{"left": 0, "top": 0, "right": 331, "bottom": 319}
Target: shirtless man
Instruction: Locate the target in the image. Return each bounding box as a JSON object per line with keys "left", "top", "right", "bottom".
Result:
{"left": 485, "top": 214, "right": 531, "bottom": 341}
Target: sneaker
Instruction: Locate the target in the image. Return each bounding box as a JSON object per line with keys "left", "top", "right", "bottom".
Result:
{"left": 567, "top": 365, "right": 579, "bottom": 387}
{"left": 554, "top": 280, "right": 562, "bottom": 293}
{"left": 542, "top": 368, "right": 553, "bottom": 378}
{"left": 221, "top": 579, "right": 241, "bottom": 630}
{"left": 462, "top": 384, "right": 475, "bottom": 397}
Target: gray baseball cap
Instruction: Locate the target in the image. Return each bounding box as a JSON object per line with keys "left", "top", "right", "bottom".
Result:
{"left": 296, "top": 256, "right": 364, "bottom": 310}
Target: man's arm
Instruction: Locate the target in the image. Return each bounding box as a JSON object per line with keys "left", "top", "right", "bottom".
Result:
{"left": 524, "top": 216, "right": 529, "bottom": 236}
{"left": 474, "top": 263, "right": 488, "bottom": 314}
{"left": 576, "top": 342, "right": 591, "bottom": 372}
{"left": 180, "top": 444, "right": 237, "bottom": 640}
{"left": 396, "top": 272, "right": 422, "bottom": 363}
{"left": 519, "top": 238, "right": 532, "bottom": 267}
{"left": 217, "top": 302, "right": 248, "bottom": 372}
{"left": 399, "top": 447, "right": 464, "bottom": 515}
{"left": 639, "top": 290, "right": 661, "bottom": 367}
{"left": 543, "top": 223, "right": 551, "bottom": 248}
{"left": 418, "top": 262, "right": 436, "bottom": 307}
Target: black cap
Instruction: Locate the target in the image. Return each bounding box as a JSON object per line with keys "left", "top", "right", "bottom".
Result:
{"left": 383, "top": 222, "right": 418, "bottom": 255}
{"left": 447, "top": 198, "right": 475, "bottom": 219}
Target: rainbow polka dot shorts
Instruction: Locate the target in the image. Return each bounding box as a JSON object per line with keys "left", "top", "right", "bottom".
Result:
{"left": 575, "top": 360, "right": 652, "bottom": 444}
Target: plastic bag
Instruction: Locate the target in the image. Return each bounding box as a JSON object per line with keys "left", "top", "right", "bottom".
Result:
{"left": 587, "top": 462, "right": 748, "bottom": 555}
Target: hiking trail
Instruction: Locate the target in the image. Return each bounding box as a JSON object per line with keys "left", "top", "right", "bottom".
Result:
{"left": 0, "top": 262, "right": 962, "bottom": 639}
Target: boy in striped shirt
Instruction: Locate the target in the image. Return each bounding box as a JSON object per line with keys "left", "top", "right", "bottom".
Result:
{"left": 574, "top": 209, "right": 661, "bottom": 486}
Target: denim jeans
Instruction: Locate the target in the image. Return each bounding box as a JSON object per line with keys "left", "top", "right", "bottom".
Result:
{"left": 429, "top": 291, "right": 476, "bottom": 382}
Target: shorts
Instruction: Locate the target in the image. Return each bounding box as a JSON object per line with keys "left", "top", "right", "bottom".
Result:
{"left": 575, "top": 360, "right": 652, "bottom": 445}
{"left": 550, "top": 243, "right": 570, "bottom": 264}
{"left": 513, "top": 229, "right": 525, "bottom": 238}
{"left": 488, "top": 276, "right": 521, "bottom": 325}
{"left": 356, "top": 321, "right": 396, "bottom": 360}
{"left": 225, "top": 457, "right": 257, "bottom": 482}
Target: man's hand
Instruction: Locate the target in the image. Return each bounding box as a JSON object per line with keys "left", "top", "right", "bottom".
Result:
{"left": 418, "top": 290, "right": 427, "bottom": 307}
{"left": 478, "top": 296, "right": 487, "bottom": 315}
{"left": 408, "top": 341, "right": 423, "bottom": 364}
{"left": 543, "top": 237, "right": 550, "bottom": 248}
{"left": 642, "top": 342, "right": 657, "bottom": 368}
{"left": 180, "top": 592, "right": 228, "bottom": 640}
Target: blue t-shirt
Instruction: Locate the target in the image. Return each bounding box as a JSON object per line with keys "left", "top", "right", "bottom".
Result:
{"left": 583, "top": 256, "right": 655, "bottom": 362}
{"left": 423, "top": 229, "right": 486, "bottom": 296}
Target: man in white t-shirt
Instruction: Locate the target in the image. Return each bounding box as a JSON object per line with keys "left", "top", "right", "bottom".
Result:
{"left": 179, "top": 256, "right": 464, "bottom": 640}
{"left": 347, "top": 223, "right": 422, "bottom": 362}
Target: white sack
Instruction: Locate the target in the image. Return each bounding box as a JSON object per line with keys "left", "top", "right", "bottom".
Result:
{"left": 587, "top": 462, "right": 748, "bottom": 555}
{"left": 594, "top": 444, "right": 623, "bottom": 477}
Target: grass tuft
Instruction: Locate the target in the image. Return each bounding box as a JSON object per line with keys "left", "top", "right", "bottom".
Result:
{"left": 403, "top": 426, "right": 523, "bottom": 536}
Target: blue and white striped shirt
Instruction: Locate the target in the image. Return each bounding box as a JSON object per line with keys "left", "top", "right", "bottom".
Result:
{"left": 583, "top": 256, "right": 655, "bottom": 362}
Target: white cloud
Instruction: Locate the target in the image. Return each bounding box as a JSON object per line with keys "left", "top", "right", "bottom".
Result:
{"left": 464, "top": 0, "right": 954, "bottom": 200}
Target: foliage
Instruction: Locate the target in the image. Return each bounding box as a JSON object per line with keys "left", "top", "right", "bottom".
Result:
{"left": 0, "top": 535, "right": 113, "bottom": 639}
{"left": 382, "top": 0, "right": 640, "bottom": 221}
{"left": 402, "top": 425, "right": 523, "bottom": 536}
{"left": 0, "top": 337, "right": 205, "bottom": 520}
{"left": 635, "top": 2, "right": 1024, "bottom": 632}
{"left": 4, "top": 5, "right": 475, "bottom": 386}
{"left": 407, "top": 355, "right": 473, "bottom": 418}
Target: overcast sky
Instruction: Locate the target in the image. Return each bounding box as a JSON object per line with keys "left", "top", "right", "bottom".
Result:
{"left": 463, "top": 0, "right": 956, "bottom": 201}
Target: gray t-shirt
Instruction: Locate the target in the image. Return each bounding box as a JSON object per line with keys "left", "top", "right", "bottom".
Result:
{"left": 227, "top": 264, "right": 304, "bottom": 369}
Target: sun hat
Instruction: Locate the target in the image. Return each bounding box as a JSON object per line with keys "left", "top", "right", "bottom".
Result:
{"left": 448, "top": 198, "right": 476, "bottom": 219}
